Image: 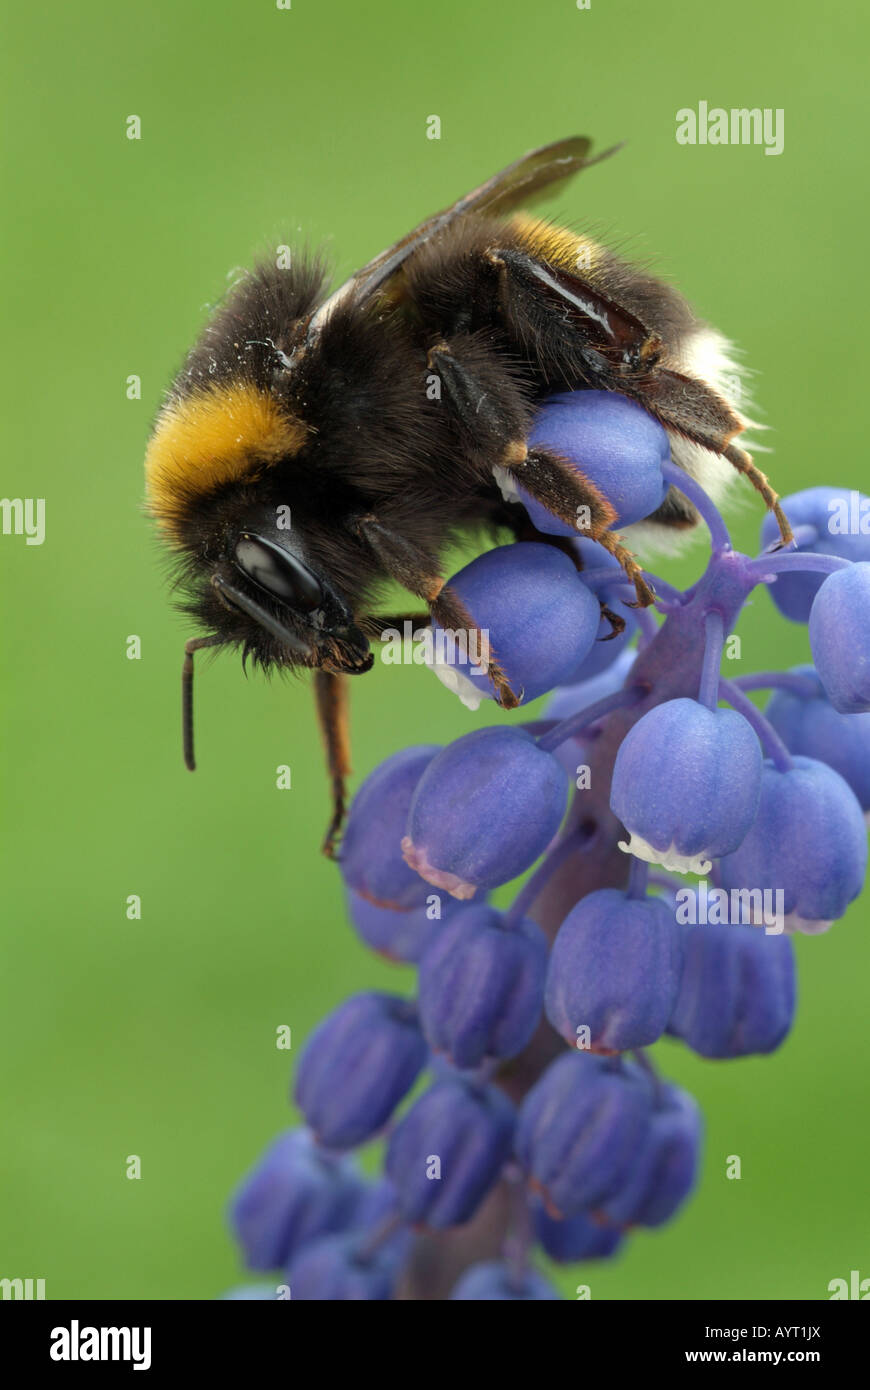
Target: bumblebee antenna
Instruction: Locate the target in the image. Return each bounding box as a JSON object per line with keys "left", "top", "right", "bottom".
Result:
{"left": 182, "top": 635, "right": 222, "bottom": 771}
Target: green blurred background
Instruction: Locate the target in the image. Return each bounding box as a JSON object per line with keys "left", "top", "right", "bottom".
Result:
{"left": 2, "top": 0, "right": 867, "bottom": 1300}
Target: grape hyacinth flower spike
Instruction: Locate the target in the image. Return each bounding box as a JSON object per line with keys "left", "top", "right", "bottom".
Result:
{"left": 223, "top": 387, "right": 869, "bottom": 1301}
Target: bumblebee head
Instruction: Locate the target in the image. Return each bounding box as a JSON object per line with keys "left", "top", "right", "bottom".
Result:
{"left": 145, "top": 372, "right": 372, "bottom": 771}
{"left": 205, "top": 515, "right": 373, "bottom": 678}
{"left": 174, "top": 525, "right": 372, "bottom": 776}
{"left": 144, "top": 366, "right": 370, "bottom": 655}
{"left": 175, "top": 500, "right": 375, "bottom": 773}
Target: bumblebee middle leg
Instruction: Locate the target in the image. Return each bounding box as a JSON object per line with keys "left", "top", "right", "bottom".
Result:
{"left": 501, "top": 444, "right": 656, "bottom": 607}
{"left": 426, "top": 340, "right": 656, "bottom": 607}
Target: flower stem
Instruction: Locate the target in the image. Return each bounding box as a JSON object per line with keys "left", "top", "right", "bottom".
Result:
{"left": 627, "top": 855, "right": 649, "bottom": 900}
{"left": 733, "top": 670, "right": 820, "bottom": 698}
{"left": 698, "top": 610, "right": 725, "bottom": 709}
{"left": 502, "top": 1165, "right": 534, "bottom": 1294}
{"left": 661, "top": 460, "right": 733, "bottom": 553}
{"left": 641, "top": 572, "right": 688, "bottom": 605}
{"left": 649, "top": 869, "right": 681, "bottom": 892}
{"left": 611, "top": 573, "right": 684, "bottom": 604}
{"left": 749, "top": 551, "right": 850, "bottom": 579}
{"left": 719, "top": 677, "right": 793, "bottom": 771}
{"left": 577, "top": 566, "right": 629, "bottom": 591}
{"left": 537, "top": 685, "right": 645, "bottom": 753}
{"left": 633, "top": 606, "right": 660, "bottom": 647}
{"left": 504, "top": 833, "right": 586, "bottom": 928}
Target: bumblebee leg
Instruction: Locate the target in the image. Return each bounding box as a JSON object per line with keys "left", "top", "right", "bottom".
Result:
{"left": 426, "top": 339, "right": 530, "bottom": 457}
{"left": 483, "top": 246, "right": 662, "bottom": 380}
{"left": 501, "top": 445, "right": 657, "bottom": 607}
{"left": 429, "top": 584, "right": 521, "bottom": 708}
{"left": 479, "top": 246, "right": 792, "bottom": 547}
{"left": 508, "top": 528, "right": 627, "bottom": 637}
{"left": 181, "top": 634, "right": 221, "bottom": 772}
{"left": 314, "top": 669, "right": 352, "bottom": 859}
{"left": 620, "top": 367, "right": 794, "bottom": 548}
{"left": 722, "top": 442, "right": 793, "bottom": 547}
{"left": 599, "top": 602, "right": 627, "bottom": 639}
{"left": 422, "top": 340, "right": 655, "bottom": 606}
{"left": 351, "top": 516, "right": 520, "bottom": 708}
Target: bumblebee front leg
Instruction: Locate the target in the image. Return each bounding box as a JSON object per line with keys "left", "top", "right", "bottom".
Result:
{"left": 314, "top": 669, "right": 352, "bottom": 858}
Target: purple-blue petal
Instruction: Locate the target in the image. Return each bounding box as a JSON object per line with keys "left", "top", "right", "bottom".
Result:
{"left": 430, "top": 543, "right": 600, "bottom": 704}
{"left": 403, "top": 727, "right": 568, "bottom": 898}
{"left": 532, "top": 1203, "right": 624, "bottom": 1262}
{"left": 385, "top": 1078, "right": 515, "bottom": 1229}
{"left": 598, "top": 1083, "right": 702, "bottom": 1228}
{"left": 340, "top": 745, "right": 441, "bottom": 909}
{"left": 610, "top": 699, "right": 762, "bottom": 866}
{"left": 765, "top": 667, "right": 870, "bottom": 811}
{"left": 228, "top": 1129, "right": 363, "bottom": 1271}
{"left": 516, "top": 1053, "right": 653, "bottom": 1217}
{"left": 519, "top": 390, "right": 670, "bottom": 533}
{"left": 808, "top": 563, "right": 870, "bottom": 713}
{"left": 761, "top": 487, "right": 870, "bottom": 622}
{"left": 668, "top": 922, "right": 796, "bottom": 1058}
{"left": 718, "top": 756, "right": 867, "bottom": 931}
{"left": 418, "top": 905, "right": 548, "bottom": 1067}
{"left": 287, "top": 1233, "right": 397, "bottom": 1300}
{"left": 546, "top": 888, "right": 684, "bottom": 1052}
{"left": 449, "top": 1260, "right": 560, "bottom": 1300}
{"left": 294, "top": 992, "right": 427, "bottom": 1149}
{"left": 345, "top": 889, "right": 454, "bottom": 964}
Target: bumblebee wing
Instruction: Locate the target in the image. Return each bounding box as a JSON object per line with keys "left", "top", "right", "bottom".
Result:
{"left": 427, "top": 134, "right": 604, "bottom": 220}
{"left": 307, "top": 137, "right": 622, "bottom": 334}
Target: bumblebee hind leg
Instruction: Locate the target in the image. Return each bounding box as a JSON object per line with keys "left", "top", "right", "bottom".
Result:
{"left": 623, "top": 367, "right": 794, "bottom": 548}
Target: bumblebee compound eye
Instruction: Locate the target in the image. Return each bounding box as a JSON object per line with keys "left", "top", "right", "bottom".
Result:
{"left": 233, "top": 533, "right": 324, "bottom": 611}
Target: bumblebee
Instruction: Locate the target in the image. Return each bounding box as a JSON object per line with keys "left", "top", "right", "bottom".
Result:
{"left": 145, "top": 136, "right": 791, "bottom": 854}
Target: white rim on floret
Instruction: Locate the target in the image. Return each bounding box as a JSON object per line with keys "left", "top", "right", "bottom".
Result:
{"left": 618, "top": 833, "right": 712, "bottom": 877}
{"left": 783, "top": 913, "right": 833, "bottom": 936}
{"left": 424, "top": 655, "right": 486, "bottom": 711}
